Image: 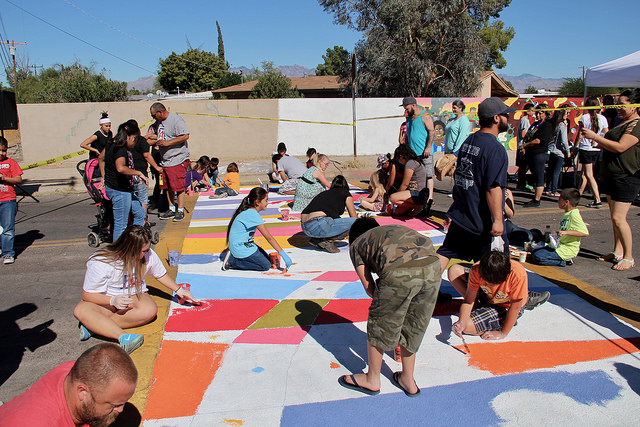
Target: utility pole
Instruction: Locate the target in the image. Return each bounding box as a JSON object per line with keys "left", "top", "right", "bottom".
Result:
{"left": 30, "top": 64, "right": 43, "bottom": 77}
{"left": 0, "top": 40, "right": 28, "bottom": 94}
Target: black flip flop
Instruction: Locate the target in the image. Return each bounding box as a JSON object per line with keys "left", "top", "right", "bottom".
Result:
{"left": 392, "top": 372, "right": 421, "bottom": 397}
{"left": 338, "top": 375, "right": 380, "bottom": 396}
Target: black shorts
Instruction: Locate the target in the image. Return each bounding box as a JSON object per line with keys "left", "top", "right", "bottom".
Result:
{"left": 578, "top": 150, "right": 600, "bottom": 165}
{"left": 436, "top": 221, "right": 508, "bottom": 262}
{"left": 602, "top": 174, "right": 640, "bottom": 203}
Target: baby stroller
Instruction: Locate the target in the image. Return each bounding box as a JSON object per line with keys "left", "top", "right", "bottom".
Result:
{"left": 77, "top": 159, "right": 159, "bottom": 247}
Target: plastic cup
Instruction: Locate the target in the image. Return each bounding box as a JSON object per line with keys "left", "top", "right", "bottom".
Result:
{"left": 168, "top": 250, "right": 180, "bottom": 267}
{"left": 518, "top": 251, "right": 527, "bottom": 263}
{"left": 177, "top": 283, "right": 190, "bottom": 304}
{"left": 281, "top": 208, "right": 290, "bottom": 221}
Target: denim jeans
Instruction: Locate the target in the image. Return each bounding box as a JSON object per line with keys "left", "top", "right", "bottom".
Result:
{"left": 301, "top": 216, "right": 357, "bottom": 238}
{"left": 531, "top": 246, "right": 566, "bottom": 266}
{"left": 215, "top": 187, "right": 238, "bottom": 196}
{"left": 133, "top": 181, "right": 149, "bottom": 206}
{"left": 105, "top": 186, "right": 145, "bottom": 242}
{"left": 546, "top": 154, "right": 564, "bottom": 194}
{"left": 0, "top": 199, "right": 17, "bottom": 257}
{"left": 228, "top": 246, "right": 271, "bottom": 271}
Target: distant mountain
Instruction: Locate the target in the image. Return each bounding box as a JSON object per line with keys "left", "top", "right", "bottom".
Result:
{"left": 127, "top": 75, "right": 156, "bottom": 91}
{"left": 498, "top": 73, "right": 564, "bottom": 93}
{"left": 229, "top": 64, "right": 316, "bottom": 77}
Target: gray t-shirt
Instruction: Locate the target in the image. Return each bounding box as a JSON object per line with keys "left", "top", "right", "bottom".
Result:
{"left": 405, "top": 159, "right": 426, "bottom": 191}
{"left": 158, "top": 112, "right": 190, "bottom": 167}
{"left": 277, "top": 156, "right": 307, "bottom": 179}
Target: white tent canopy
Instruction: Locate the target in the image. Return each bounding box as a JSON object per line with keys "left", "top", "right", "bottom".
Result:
{"left": 585, "top": 50, "right": 640, "bottom": 88}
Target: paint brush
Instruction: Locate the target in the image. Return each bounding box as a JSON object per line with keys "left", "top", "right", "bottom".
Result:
{"left": 460, "top": 334, "right": 471, "bottom": 354}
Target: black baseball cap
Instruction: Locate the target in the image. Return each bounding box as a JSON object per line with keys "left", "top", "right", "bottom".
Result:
{"left": 400, "top": 97, "right": 417, "bottom": 107}
{"left": 478, "top": 98, "right": 516, "bottom": 119}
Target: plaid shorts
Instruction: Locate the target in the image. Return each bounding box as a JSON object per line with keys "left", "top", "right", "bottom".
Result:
{"left": 470, "top": 292, "right": 522, "bottom": 334}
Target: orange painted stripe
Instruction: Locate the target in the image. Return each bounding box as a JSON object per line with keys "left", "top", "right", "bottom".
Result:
{"left": 143, "top": 341, "right": 230, "bottom": 420}
{"left": 460, "top": 337, "right": 640, "bottom": 375}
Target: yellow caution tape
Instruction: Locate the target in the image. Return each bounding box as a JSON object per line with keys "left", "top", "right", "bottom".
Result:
{"left": 177, "top": 111, "right": 353, "bottom": 126}
{"left": 21, "top": 149, "right": 89, "bottom": 171}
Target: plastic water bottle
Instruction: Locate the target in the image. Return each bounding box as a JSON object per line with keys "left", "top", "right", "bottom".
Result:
{"left": 544, "top": 225, "right": 552, "bottom": 244}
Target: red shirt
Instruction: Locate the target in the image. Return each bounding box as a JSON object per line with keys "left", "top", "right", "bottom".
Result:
{"left": 0, "top": 158, "right": 23, "bottom": 202}
{"left": 0, "top": 361, "right": 88, "bottom": 427}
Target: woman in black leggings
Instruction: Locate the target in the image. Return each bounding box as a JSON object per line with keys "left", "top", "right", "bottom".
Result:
{"left": 522, "top": 105, "right": 553, "bottom": 208}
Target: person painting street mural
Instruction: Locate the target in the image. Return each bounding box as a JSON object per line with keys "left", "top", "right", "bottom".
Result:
{"left": 452, "top": 251, "right": 549, "bottom": 341}
{"left": 338, "top": 218, "right": 441, "bottom": 397}
{"left": 73, "top": 225, "right": 200, "bottom": 354}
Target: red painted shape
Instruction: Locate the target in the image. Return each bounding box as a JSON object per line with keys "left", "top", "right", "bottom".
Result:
{"left": 312, "top": 271, "right": 360, "bottom": 282}
{"left": 165, "top": 300, "right": 279, "bottom": 332}
{"left": 144, "top": 341, "right": 229, "bottom": 420}
{"left": 314, "top": 299, "right": 371, "bottom": 324}
{"left": 461, "top": 337, "right": 640, "bottom": 375}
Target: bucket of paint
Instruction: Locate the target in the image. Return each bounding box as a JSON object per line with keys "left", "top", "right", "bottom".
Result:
{"left": 261, "top": 182, "right": 269, "bottom": 192}
{"left": 269, "top": 252, "right": 281, "bottom": 269}
{"left": 177, "top": 283, "right": 190, "bottom": 304}
{"left": 280, "top": 207, "right": 290, "bottom": 221}
{"left": 168, "top": 250, "right": 180, "bottom": 267}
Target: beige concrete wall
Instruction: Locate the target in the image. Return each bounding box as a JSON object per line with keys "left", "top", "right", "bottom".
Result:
{"left": 16, "top": 99, "right": 280, "bottom": 164}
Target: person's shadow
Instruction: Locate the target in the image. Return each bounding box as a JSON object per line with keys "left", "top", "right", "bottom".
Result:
{"left": 14, "top": 229, "right": 45, "bottom": 257}
{"left": 0, "top": 303, "right": 57, "bottom": 386}
{"left": 294, "top": 300, "right": 394, "bottom": 378}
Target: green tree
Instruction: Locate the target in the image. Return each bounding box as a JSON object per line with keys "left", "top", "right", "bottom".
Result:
{"left": 158, "top": 49, "right": 227, "bottom": 93}
{"left": 250, "top": 62, "right": 302, "bottom": 99}
{"left": 214, "top": 71, "right": 243, "bottom": 89}
{"left": 316, "top": 45, "right": 351, "bottom": 76}
{"left": 504, "top": 79, "right": 514, "bottom": 90}
{"left": 15, "top": 63, "right": 127, "bottom": 103}
{"left": 478, "top": 19, "right": 514, "bottom": 69}
{"left": 558, "top": 76, "right": 620, "bottom": 96}
{"left": 525, "top": 85, "right": 537, "bottom": 93}
{"left": 318, "top": 0, "right": 515, "bottom": 97}
{"left": 217, "top": 21, "right": 226, "bottom": 64}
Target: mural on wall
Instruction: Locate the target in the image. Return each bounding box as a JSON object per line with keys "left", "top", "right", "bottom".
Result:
{"left": 413, "top": 97, "right": 586, "bottom": 153}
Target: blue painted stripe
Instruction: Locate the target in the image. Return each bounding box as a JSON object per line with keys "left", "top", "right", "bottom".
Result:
{"left": 176, "top": 272, "right": 308, "bottom": 300}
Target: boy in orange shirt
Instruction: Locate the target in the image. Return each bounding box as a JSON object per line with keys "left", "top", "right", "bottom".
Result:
{"left": 452, "top": 251, "right": 548, "bottom": 340}
{"left": 210, "top": 162, "right": 240, "bottom": 199}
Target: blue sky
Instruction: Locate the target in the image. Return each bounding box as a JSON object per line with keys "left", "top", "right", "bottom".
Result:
{"left": 0, "top": 0, "right": 637, "bottom": 85}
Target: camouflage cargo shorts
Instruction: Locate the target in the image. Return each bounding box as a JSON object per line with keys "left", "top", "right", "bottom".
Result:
{"left": 367, "top": 255, "right": 441, "bottom": 354}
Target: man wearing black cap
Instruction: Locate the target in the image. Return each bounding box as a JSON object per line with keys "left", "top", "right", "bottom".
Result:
{"left": 437, "top": 97, "right": 513, "bottom": 294}
{"left": 400, "top": 97, "right": 435, "bottom": 214}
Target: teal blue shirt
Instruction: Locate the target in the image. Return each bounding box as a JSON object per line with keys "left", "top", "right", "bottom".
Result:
{"left": 444, "top": 115, "right": 471, "bottom": 154}
{"left": 407, "top": 108, "right": 430, "bottom": 156}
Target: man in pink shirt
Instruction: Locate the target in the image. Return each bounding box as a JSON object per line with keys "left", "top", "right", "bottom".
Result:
{"left": 0, "top": 343, "right": 137, "bottom": 427}
{"left": 0, "top": 136, "right": 23, "bottom": 264}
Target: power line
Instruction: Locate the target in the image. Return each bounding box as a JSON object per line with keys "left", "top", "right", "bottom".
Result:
{"left": 5, "top": 0, "right": 156, "bottom": 75}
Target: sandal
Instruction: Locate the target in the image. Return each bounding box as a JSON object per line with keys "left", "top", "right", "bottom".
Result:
{"left": 613, "top": 258, "right": 635, "bottom": 271}
{"left": 598, "top": 252, "right": 622, "bottom": 263}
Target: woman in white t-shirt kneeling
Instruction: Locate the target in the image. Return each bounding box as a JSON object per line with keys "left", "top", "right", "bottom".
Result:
{"left": 73, "top": 225, "right": 200, "bottom": 354}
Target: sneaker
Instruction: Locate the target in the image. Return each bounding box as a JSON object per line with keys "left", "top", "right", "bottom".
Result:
{"left": 566, "top": 258, "right": 574, "bottom": 266}
{"left": 3, "top": 256, "right": 14, "bottom": 264}
{"left": 208, "top": 193, "right": 228, "bottom": 199}
{"left": 524, "top": 291, "right": 550, "bottom": 310}
{"left": 220, "top": 250, "right": 231, "bottom": 271}
{"left": 525, "top": 184, "right": 534, "bottom": 190}
{"left": 515, "top": 185, "right": 530, "bottom": 192}
{"left": 308, "top": 237, "right": 322, "bottom": 249}
{"left": 523, "top": 199, "right": 540, "bottom": 208}
{"left": 159, "top": 210, "right": 175, "bottom": 220}
{"left": 118, "top": 333, "right": 144, "bottom": 354}
{"left": 173, "top": 210, "right": 185, "bottom": 222}
{"left": 423, "top": 199, "right": 434, "bottom": 217}
{"left": 585, "top": 201, "right": 602, "bottom": 208}
{"left": 318, "top": 240, "right": 340, "bottom": 253}
{"left": 79, "top": 323, "right": 92, "bottom": 341}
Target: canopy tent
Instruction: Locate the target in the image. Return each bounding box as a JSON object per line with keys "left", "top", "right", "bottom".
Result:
{"left": 584, "top": 50, "right": 640, "bottom": 88}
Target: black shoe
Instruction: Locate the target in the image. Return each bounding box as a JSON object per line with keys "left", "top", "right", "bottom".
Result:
{"left": 585, "top": 201, "right": 602, "bottom": 208}
{"left": 523, "top": 200, "right": 540, "bottom": 208}
{"left": 173, "top": 211, "right": 185, "bottom": 222}
{"left": 160, "top": 210, "right": 175, "bottom": 220}
{"left": 423, "top": 199, "right": 434, "bottom": 217}
{"left": 525, "top": 291, "right": 550, "bottom": 310}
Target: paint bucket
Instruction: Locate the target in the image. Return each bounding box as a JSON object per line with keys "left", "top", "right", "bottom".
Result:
{"left": 177, "top": 283, "right": 190, "bottom": 304}
{"left": 261, "top": 182, "right": 269, "bottom": 192}
{"left": 168, "top": 250, "right": 180, "bottom": 267}
{"left": 518, "top": 250, "right": 527, "bottom": 263}
{"left": 269, "top": 252, "right": 281, "bottom": 269}
{"left": 280, "top": 208, "right": 290, "bottom": 221}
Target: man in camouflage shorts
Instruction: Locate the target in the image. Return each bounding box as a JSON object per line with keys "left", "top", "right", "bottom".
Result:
{"left": 338, "top": 218, "right": 441, "bottom": 397}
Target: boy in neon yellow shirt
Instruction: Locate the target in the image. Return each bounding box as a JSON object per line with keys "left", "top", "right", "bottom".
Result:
{"left": 530, "top": 188, "right": 589, "bottom": 266}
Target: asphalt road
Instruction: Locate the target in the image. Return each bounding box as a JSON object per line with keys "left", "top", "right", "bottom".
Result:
{"left": 1, "top": 184, "right": 639, "bottom": 405}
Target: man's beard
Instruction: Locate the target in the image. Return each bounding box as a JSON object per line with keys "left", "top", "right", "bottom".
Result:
{"left": 498, "top": 119, "right": 509, "bottom": 133}
{"left": 77, "top": 400, "right": 120, "bottom": 427}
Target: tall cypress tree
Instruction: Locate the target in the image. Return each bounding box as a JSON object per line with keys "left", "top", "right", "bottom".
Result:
{"left": 216, "top": 21, "right": 225, "bottom": 64}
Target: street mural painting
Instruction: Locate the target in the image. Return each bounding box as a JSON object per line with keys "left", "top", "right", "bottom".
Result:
{"left": 143, "top": 185, "right": 640, "bottom": 426}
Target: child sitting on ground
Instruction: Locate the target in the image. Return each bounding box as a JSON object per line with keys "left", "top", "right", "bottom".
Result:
{"left": 186, "top": 156, "right": 211, "bottom": 192}
{"left": 530, "top": 188, "right": 589, "bottom": 266}
{"left": 452, "top": 251, "right": 549, "bottom": 341}
{"left": 210, "top": 162, "right": 240, "bottom": 199}
{"left": 358, "top": 171, "right": 386, "bottom": 213}
{"left": 306, "top": 147, "right": 316, "bottom": 168}
{"left": 221, "top": 187, "right": 292, "bottom": 271}
{"left": 206, "top": 157, "right": 220, "bottom": 187}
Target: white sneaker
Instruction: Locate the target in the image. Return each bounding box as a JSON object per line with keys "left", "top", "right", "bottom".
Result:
{"left": 4, "top": 256, "right": 15, "bottom": 264}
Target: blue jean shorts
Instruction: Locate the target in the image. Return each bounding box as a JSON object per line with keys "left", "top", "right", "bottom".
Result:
{"left": 133, "top": 181, "right": 149, "bottom": 206}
